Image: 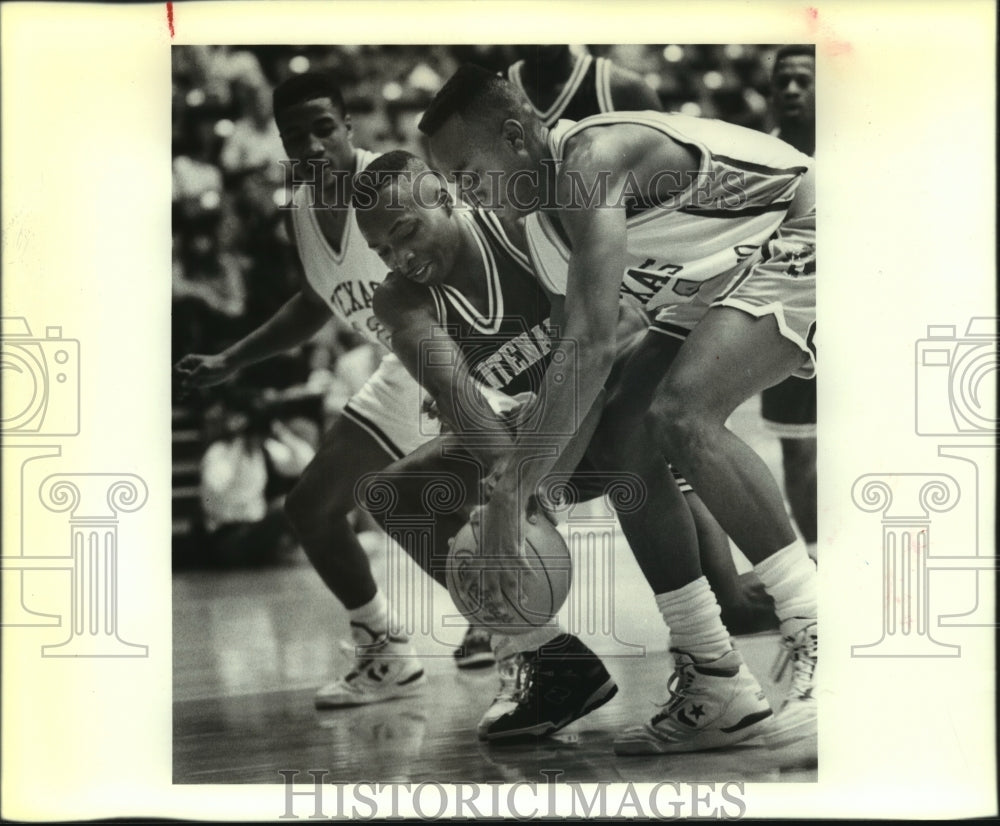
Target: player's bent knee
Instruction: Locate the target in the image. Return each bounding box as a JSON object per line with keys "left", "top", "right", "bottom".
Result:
{"left": 648, "top": 394, "right": 712, "bottom": 457}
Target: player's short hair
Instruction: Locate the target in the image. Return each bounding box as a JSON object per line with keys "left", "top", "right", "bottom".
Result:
{"left": 773, "top": 44, "right": 816, "bottom": 68}
{"left": 352, "top": 149, "right": 432, "bottom": 211}
{"left": 272, "top": 72, "right": 347, "bottom": 118}
{"left": 418, "top": 63, "right": 528, "bottom": 137}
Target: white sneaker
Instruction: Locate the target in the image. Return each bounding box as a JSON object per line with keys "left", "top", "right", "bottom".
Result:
{"left": 768, "top": 617, "right": 817, "bottom": 746}
{"left": 476, "top": 652, "right": 522, "bottom": 739}
{"left": 614, "top": 648, "right": 773, "bottom": 754}
{"left": 453, "top": 625, "right": 496, "bottom": 670}
{"left": 314, "top": 627, "right": 426, "bottom": 709}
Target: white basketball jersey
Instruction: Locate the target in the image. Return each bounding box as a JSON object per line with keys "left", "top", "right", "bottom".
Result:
{"left": 525, "top": 112, "right": 814, "bottom": 311}
{"left": 288, "top": 148, "right": 389, "bottom": 345}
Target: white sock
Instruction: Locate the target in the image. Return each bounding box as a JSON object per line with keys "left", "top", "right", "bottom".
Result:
{"left": 492, "top": 622, "right": 564, "bottom": 662}
{"left": 753, "top": 539, "right": 817, "bottom": 622}
{"left": 348, "top": 591, "right": 402, "bottom": 643}
{"left": 655, "top": 577, "right": 733, "bottom": 663}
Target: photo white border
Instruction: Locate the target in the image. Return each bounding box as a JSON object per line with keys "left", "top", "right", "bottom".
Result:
{"left": 1, "top": 0, "right": 996, "bottom": 820}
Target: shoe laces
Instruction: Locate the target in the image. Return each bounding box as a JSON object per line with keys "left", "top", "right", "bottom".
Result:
{"left": 773, "top": 624, "right": 817, "bottom": 695}
{"left": 651, "top": 659, "right": 696, "bottom": 725}
{"left": 509, "top": 654, "right": 538, "bottom": 706}
{"left": 490, "top": 653, "right": 524, "bottom": 703}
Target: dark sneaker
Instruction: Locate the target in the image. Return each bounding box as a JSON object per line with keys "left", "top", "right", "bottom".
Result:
{"left": 453, "top": 625, "right": 496, "bottom": 669}
{"left": 477, "top": 634, "right": 618, "bottom": 741}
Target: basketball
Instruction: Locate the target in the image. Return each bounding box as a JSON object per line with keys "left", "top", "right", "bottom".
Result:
{"left": 445, "top": 512, "right": 572, "bottom": 635}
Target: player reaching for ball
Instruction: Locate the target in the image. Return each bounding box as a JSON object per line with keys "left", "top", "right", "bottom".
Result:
{"left": 353, "top": 149, "right": 620, "bottom": 739}
{"left": 352, "top": 150, "right": 773, "bottom": 740}
{"left": 420, "top": 64, "right": 818, "bottom": 753}
{"left": 174, "top": 72, "right": 486, "bottom": 713}
{"left": 503, "top": 44, "right": 776, "bottom": 631}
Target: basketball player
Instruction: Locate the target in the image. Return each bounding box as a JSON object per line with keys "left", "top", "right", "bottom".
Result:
{"left": 353, "top": 150, "right": 769, "bottom": 741}
{"left": 419, "top": 64, "right": 818, "bottom": 753}
{"left": 507, "top": 44, "right": 776, "bottom": 635}
{"left": 174, "top": 72, "right": 453, "bottom": 711}
{"left": 352, "top": 149, "right": 622, "bottom": 740}
{"left": 761, "top": 45, "right": 817, "bottom": 549}
{"left": 506, "top": 45, "right": 663, "bottom": 127}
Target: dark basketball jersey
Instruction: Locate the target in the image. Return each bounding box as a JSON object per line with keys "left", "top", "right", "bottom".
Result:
{"left": 427, "top": 208, "right": 553, "bottom": 398}
{"left": 507, "top": 52, "right": 614, "bottom": 128}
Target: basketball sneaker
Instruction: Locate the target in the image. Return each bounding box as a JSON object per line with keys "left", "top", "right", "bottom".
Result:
{"left": 477, "top": 634, "right": 618, "bottom": 740}
{"left": 767, "top": 617, "right": 817, "bottom": 747}
{"left": 314, "top": 624, "right": 426, "bottom": 709}
{"left": 453, "top": 625, "right": 495, "bottom": 669}
{"left": 613, "top": 648, "right": 773, "bottom": 754}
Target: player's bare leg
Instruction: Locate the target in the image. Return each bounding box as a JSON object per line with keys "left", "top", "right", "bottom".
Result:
{"left": 596, "top": 326, "right": 776, "bottom": 626}
{"left": 780, "top": 436, "right": 818, "bottom": 551}
{"left": 285, "top": 414, "right": 426, "bottom": 708}
{"left": 650, "top": 307, "right": 817, "bottom": 745}
{"left": 652, "top": 310, "right": 806, "bottom": 559}
{"left": 687, "top": 493, "right": 778, "bottom": 635}
{"left": 594, "top": 369, "right": 774, "bottom": 754}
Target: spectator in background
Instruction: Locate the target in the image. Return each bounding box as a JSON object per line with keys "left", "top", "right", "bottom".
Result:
{"left": 219, "top": 80, "right": 286, "bottom": 181}
{"left": 759, "top": 45, "right": 817, "bottom": 552}
{"left": 198, "top": 392, "right": 317, "bottom": 568}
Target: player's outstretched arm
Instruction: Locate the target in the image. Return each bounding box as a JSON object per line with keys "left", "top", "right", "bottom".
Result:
{"left": 174, "top": 280, "right": 331, "bottom": 389}
{"left": 490, "top": 136, "right": 640, "bottom": 509}
{"left": 373, "top": 274, "right": 514, "bottom": 468}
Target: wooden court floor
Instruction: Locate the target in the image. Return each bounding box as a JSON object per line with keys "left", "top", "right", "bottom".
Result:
{"left": 173, "top": 401, "right": 818, "bottom": 785}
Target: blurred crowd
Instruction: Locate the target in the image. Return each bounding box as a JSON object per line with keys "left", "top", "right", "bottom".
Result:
{"left": 171, "top": 44, "right": 784, "bottom": 566}
{"left": 171, "top": 43, "right": 779, "bottom": 379}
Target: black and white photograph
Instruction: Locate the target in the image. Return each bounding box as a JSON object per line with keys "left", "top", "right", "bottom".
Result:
{"left": 1, "top": 2, "right": 995, "bottom": 821}
{"left": 169, "top": 42, "right": 820, "bottom": 789}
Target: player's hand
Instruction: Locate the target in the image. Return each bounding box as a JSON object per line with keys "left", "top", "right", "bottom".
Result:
{"left": 173, "top": 353, "right": 237, "bottom": 389}
{"left": 475, "top": 490, "right": 534, "bottom": 599}
{"left": 480, "top": 453, "right": 511, "bottom": 504}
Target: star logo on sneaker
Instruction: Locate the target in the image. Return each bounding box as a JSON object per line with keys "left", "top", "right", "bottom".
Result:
{"left": 689, "top": 704, "right": 706, "bottom": 720}
{"left": 676, "top": 707, "right": 701, "bottom": 728}
{"left": 365, "top": 663, "right": 391, "bottom": 682}
{"left": 543, "top": 686, "right": 572, "bottom": 705}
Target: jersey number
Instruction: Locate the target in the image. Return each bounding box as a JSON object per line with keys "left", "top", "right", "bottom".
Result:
{"left": 621, "top": 258, "right": 697, "bottom": 303}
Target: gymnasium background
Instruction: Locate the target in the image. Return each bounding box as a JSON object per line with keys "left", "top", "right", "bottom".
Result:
{"left": 170, "top": 43, "right": 787, "bottom": 570}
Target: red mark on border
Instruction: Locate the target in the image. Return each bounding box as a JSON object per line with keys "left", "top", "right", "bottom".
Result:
{"left": 803, "top": 5, "right": 853, "bottom": 57}
{"left": 166, "top": 2, "right": 175, "bottom": 38}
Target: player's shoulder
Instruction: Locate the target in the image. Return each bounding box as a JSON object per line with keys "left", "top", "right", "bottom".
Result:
{"left": 558, "top": 116, "right": 630, "bottom": 166}
{"left": 558, "top": 113, "right": 669, "bottom": 174}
